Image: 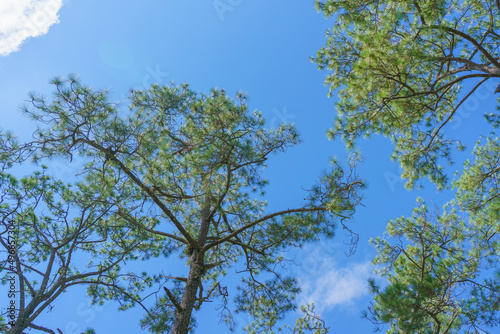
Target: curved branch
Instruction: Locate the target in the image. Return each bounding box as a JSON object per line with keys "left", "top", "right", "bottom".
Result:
{"left": 203, "top": 207, "right": 346, "bottom": 252}
{"left": 422, "top": 77, "right": 489, "bottom": 152}
{"left": 428, "top": 25, "right": 500, "bottom": 69}
{"left": 116, "top": 209, "right": 188, "bottom": 245}
{"left": 27, "top": 323, "right": 56, "bottom": 334}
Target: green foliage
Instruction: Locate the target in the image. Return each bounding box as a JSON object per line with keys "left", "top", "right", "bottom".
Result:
{"left": 0, "top": 317, "right": 6, "bottom": 333}
{"left": 314, "top": 1, "right": 500, "bottom": 332}
{"left": 287, "top": 304, "right": 329, "bottom": 334}
{"left": 314, "top": 0, "right": 500, "bottom": 189}
{"left": 455, "top": 136, "right": 500, "bottom": 220}
{"left": 237, "top": 277, "right": 300, "bottom": 333}
{"left": 241, "top": 303, "right": 329, "bottom": 334}
{"left": 141, "top": 281, "right": 189, "bottom": 333}
{"left": 1, "top": 76, "right": 364, "bottom": 333}
{"left": 367, "top": 200, "right": 500, "bottom": 333}
{"left": 0, "top": 162, "right": 164, "bottom": 333}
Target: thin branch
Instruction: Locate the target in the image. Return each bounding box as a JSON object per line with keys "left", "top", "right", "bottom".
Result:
{"left": 428, "top": 25, "right": 500, "bottom": 69}
{"left": 203, "top": 207, "right": 345, "bottom": 252}
{"left": 27, "top": 323, "right": 56, "bottom": 334}
{"left": 80, "top": 138, "right": 197, "bottom": 247}
{"left": 116, "top": 209, "right": 188, "bottom": 245}
{"left": 422, "top": 77, "right": 489, "bottom": 152}
{"left": 168, "top": 276, "right": 187, "bottom": 282}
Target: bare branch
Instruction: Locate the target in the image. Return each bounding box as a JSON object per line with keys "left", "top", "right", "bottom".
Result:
{"left": 428, "top": 25, "right": 500, "bottom": 69}
{"left": 203, "top": 207, "right": 345, "bottom": 252}
{"left": 422, "top": 77, "right": 490, "bottom": 152}
{"left": 116, "top": 209, "right": 188, "bottom": 245}
{"left": 27, "top": 323, "right": 57, "bottom": 334}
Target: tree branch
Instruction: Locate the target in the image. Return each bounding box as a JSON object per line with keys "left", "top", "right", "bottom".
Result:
{"left": 422, "top": 77, "right": 489, "bottom": 153}
{"left": 203, "top": 207, "right": 342, "bottom": 252}
{"left": 116, "top": 209, "right": 188, "bottom": 245}
{"left": 164, "top": 287, "right": 183, "bottom": 312}
{"left": 27, "top": 322, "right": 56, "bottom": 334}
{"left": 428, "top": 25, "right": 500, "bottom": 69}
{"left": 80, "top": 138, "right": 197, "bottom": 247}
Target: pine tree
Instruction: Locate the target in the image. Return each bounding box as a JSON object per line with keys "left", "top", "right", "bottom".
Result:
{"left": 0, "top": 76, "right": 363, "bottom": 333}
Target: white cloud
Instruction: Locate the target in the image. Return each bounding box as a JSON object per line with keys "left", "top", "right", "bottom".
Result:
{"left": 298, "top": 255, "right": 373, "bottom": 312}
{"left": 0, "top": 0, "right": 63, "bottom": 56}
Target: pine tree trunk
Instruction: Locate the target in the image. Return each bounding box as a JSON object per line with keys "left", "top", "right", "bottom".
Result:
{"left": 171, "top": 252, "right": 204, "bottom": 334}
{"left": 172, "top": 193, "right": 211, "bottom": 334}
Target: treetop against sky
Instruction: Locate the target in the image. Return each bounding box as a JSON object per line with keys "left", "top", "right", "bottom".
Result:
{"left": 0, "top": 0, "right": 499, "bottom": 333}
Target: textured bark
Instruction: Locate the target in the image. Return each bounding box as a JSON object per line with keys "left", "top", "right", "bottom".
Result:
{"left": 171, "top": 196, "right": 211, "bottom": 334}
{"left": 171, "top": 252, "right": 204, "bottom": 334}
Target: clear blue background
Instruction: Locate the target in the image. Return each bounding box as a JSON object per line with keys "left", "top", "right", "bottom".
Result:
{"left": 0, "top": 1, "right": 496, "bottom": 333}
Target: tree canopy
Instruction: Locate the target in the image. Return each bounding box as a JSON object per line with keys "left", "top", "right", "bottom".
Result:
{"left": 0, "top": 166, "right": 158, "bottom": 334}
{"left": 314, "top": 0, "right": 500, "bottom": 189}
{"left": 366, "top": 199, "right": 500, "bottom": 333}
{"left": 3, "top": 1, "right": 499, "bottom": 333}
{"left": 314, "top": 1, "right": 500, "bottom": 333}
{"left": 0, "top": 77, "right": 363, "bottom": 333}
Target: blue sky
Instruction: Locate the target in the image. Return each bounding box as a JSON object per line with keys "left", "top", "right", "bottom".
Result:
{"left": 0, "top": 1, "right": 496, "bottom": 333}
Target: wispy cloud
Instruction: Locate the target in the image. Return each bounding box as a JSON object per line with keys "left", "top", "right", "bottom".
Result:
{"left": 0, "top": 0, "right": 63, "bottom": 56}
{"left": 297, "top": 250, "right": 372, "bottom": 312}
